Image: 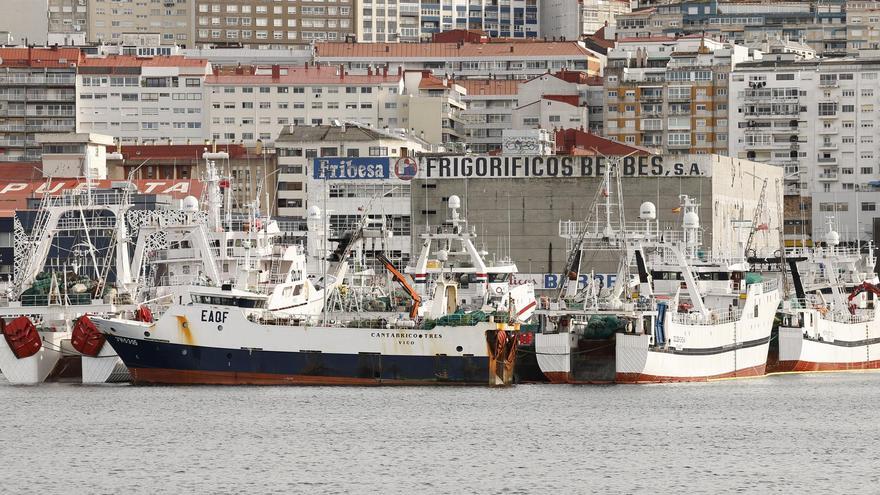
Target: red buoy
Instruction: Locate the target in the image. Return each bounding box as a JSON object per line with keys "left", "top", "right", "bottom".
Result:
{"left": 135, "top": 305, "right": 154, "bottom": 323}
{"left": 1, "top": 316, "right": 41, "bottom": 359}
{"left": 71, "top": 315, "right": 105, "bottom": 357}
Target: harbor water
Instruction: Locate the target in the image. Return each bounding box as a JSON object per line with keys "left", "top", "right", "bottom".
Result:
{"left": 1, "top": 373, "right": 879, "bottom": 494}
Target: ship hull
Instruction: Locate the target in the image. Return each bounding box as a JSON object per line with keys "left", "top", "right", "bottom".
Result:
{"left": 108, "top": 336, "right": 493, "bottom": 385}
{"left": 534, "top": 332, "right": 617, "bottom": 384}
{"left": 94, "top": 304, "right": 516, "bottom": 386}
{"left": 616, "top": 286, "right": 779, "bottom": 384}
{"left": 772, "top": 316, "right": 880, "bottom": 373}
{"left": 0, "top": 331, "right": 66, "bottom": 385}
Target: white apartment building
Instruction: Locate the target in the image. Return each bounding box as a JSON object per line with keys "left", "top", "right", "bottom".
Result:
{"left": 205, "top": 65, "right": 462, "bottom": 148}
{"left": 458, "top": 71, "right": 597, "bottom": 153}
{"left": 76, "top": 55, "right": 212, "bottom": 145}
{"left": 314, "top": 41, "right": 602, "bottom": 80}
{"left": 731, "top": 57, "right": 880, "bottom": 243}
{"left": 540, "top": 0, "right": 630, "bottom": 40}
{"left": 605, "top": 35, "right": 758, "bottom": 154}
{"left": 206, "top": 64, "right": 402, "bottom": 148}
{"left": 274, "top": 125, "right": 426, "bottom": 229}
{"left": 458, "top": 79, "right": 518, "bottom": 153}
{"left": 357, "top": 0, "right": 540, "bottom": 43}
{"left": 512, "top": 72, "right": 590, "bottom": 132}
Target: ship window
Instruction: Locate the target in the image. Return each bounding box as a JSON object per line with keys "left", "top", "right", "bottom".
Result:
{"left": 754, "top": 305, "right": 759, "bottom": 318}
{"left": 488, "top": 273, "right": 509, "bottom": 283}
{"left": 191, "top": 294, "right": 266, "bottom": 309}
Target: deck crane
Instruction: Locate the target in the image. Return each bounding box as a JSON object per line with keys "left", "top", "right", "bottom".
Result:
{"left": 744, "top": 178, "right": 769, "bottom": 258}
{"left": 557, "top": 152, "right": 634, "bottom": 300}
{"left": 374, "top": 251, "right": 422, "bottom": 318}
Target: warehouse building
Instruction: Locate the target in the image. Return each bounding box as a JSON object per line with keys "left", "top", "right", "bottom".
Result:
{"left": 410, "top": 153, "right": 783, "bottom": 286}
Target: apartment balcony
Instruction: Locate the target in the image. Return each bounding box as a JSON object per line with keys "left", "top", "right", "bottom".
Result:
{"left": 0, "top": 154, "right": 40, "bottom": 162}
{"left": 818, "top": 126, "right": 838, "bottom": 134}
{"left": 0, "top": 93, "right": 26, "bottom": 101}
{"left": 25, "top": 91, "right": 76, "bottom": 102}
{"left": 784, "top": 183, "right": 802, "bottom": 195}
{"left": 25, "top": 109, "right": 75, "bottom": 118}
{"left": 0, "top": 124, "right": 26, "bottom": 132}
{"left": 819, "top": 80, "right": 839, "bottom": 88}
{"left": 639, "top": 93, "right": 663, "bottom": 102}
{"left": 0, "top": 75, "right": 75, "bottom": 86}
{"left": 817, "top": 172, "right": 838, "bottom": 181}
{"left": 743, "top": 141, "right": 773, "bottom": 150}
{"left": 818, "top": 113, "right": 838, "bottom": 119}
{"left": 743, "top": 111, "right": 801, "bottom": 118}
{"left": 26, "top": 124, "right": 74, "bottom": 132}
{"left": 817, "top": 156, "right": 838, "bottom": 166}
{"left": 0, "top": 139, "right": 37, "bottom": 147}
{"left": 818, "top": 143, "right": 838, "bottom": 150}
{"left": 1, "top": 109, "right": 26, "bottom": 117}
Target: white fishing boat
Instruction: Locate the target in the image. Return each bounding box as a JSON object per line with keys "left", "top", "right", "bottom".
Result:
{"left": 534, "top": 156, "right": 781, "bottom": 384}
{"left": 774, "top": 221, "right": 880, "bottom": 373}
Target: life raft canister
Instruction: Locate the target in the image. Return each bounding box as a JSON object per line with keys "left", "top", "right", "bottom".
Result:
{"left": 135, "top": 305, "right": 154, "bottom": 323}
{"left": 71, "top": 315, "right": 105, "bottom": 357}
{"left": 1, "top": 316, "right": 41, "bottom": 359}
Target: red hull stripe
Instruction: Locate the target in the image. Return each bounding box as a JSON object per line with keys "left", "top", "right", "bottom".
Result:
{"left": 541, "top": 371, "right": 613, "bottom": 385}
{"left": 772, "top": 359, "right": 880, "bottom": 373}
{"left": 129, "top": 368, "right": 492, "bottom": 386}
{"left": 616, "top": 364, "right": 767, "bottom": 384}
{"left": 516, "top": 300, "right": 537, "bottom": 317}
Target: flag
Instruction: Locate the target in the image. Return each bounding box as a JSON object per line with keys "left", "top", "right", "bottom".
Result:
{"left": 601, "top": 188, "right": 609, "bottom": 197}
{"left": 672, "top": 206, "right": 682, "bottom": 213}
{"left": 757, "top": 223, "right": 769, "bottom": 231}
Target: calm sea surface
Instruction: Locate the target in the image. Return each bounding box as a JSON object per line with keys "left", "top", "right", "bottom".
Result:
{"left": 1, "top": 373, "right": 879, "bottom": 494}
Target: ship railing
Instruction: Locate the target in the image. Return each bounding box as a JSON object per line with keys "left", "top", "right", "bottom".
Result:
{"left": 55, "top": 215, "right": 119, "bottom": 230}
{"left": 39, "top": 192, "right": 130, "bottom": 208}
{"left": 756, "top": 278, "right": 780, "bottom": 293}
{"left": 826, "top": 310, "right": 876, "bottom": 324}
{"left": 670, "top": 308, "right": 742, "bottom": 326}
{"left": 9, "top": 293, "right": 97, "bottom": 307}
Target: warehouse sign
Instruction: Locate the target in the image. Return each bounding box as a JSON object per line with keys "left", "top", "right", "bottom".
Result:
{"left": 418, "top": 155, "right": 706, "bottom": 179}
{"left": 313, "top": 157, "right": 390, "bottom": 180}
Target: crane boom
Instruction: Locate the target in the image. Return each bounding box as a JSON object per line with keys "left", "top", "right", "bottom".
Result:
{"left": 744, "top": 179, "right": 768, "bottom": 257}
{"left": 374, "top": 251, "right": 422, "bottom": 318}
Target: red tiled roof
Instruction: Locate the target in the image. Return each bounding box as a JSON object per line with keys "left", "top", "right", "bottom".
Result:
{"left": 543, "top": 94, "right": 580, "bottom": 106}
{"left": 556, "top": 128, "right": 652, "bottom": 156}
{"left": 315, "top": 41, "right": 594, "bottom": 59}
{"left": 583, "top": 27, "right": 615, "bottom": 50}
{"left": 80, "top": 55, "right": 208, "bottom": 68}
{"left": 418, "top": 75, "right": 450, "bottom": 90}
{"left": 432, "top": 29, "right": 489, "bottom": 43}
{"left": 108, "top": 144, "right": 249, "bottom": 160}
{"left": 458, "top": 79, "right": 520, "bottom": 96}
{"left": 205, "top": 68, "right": 400, "bottom": 85}
{"left": 0, "top": 47, "right": 83, "bottom": 68}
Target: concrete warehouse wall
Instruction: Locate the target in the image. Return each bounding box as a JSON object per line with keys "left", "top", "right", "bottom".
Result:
{"left": 411, "top": 154, "right": 782, "bottom": 276}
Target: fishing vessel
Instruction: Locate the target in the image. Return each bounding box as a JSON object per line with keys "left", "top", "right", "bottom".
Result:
{"left": 0, "top": 185, "right": 136, "bottom": 384}
{"left": 534, "top": 156, "right": 781, "bottom": 384}
{"left": 91, "top": 194, "right": 525, "bottom": 385}
{"left": 774, "top": 221, "right": 880, "bottom": 373}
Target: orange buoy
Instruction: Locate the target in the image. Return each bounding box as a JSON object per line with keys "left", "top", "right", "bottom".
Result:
{"left": 71, "top": 315, "right": 105, "bottom": 357}
{"left": 1, "top": 316, "right": 41, "bottom": 359}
